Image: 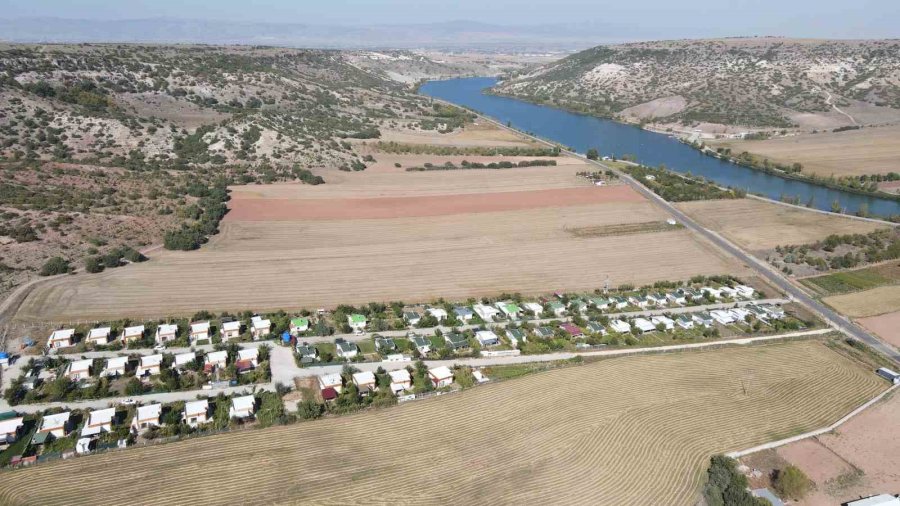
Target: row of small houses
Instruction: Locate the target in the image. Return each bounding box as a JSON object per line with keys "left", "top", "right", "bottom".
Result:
{"left": 307, "top": 304, "right": 788, "bottom": 361}
{"left": 316, "top": 365, "right": 488, "bottom": 401}
{"left": 0, "top": 395, "right": 258, "bottom": 457}
{"left": 353, "top": 284, "right": 759, "bottom": 331}
{"left": 25, "top": 348, "right": 262, "bottom": 390}
{"left": 46, "top": 316, "right": 276, "bottom": 350}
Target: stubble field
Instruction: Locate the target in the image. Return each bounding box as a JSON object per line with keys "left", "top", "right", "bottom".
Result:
{"left": 15, "top": 146, "right": 743, "bottom": 322}
{"left": 676, "top": 198, "right": 887, "bottom": 252}
{"left": 709, "top": 125, "right": 900, "bottom": 178}
{"left": 0, "top": 340, "right": 886, "bottom": 506}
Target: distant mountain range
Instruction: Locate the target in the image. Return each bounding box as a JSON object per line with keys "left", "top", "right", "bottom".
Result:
{"left": 0, "top": 17, "right": 635, "bottom": 51}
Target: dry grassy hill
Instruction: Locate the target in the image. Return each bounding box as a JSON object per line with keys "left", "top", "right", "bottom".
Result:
{"left": 493, "top": 37, "right": 900, "bottom": 131}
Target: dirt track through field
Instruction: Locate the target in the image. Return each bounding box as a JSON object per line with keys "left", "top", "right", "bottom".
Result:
{"left": 225, "top": 186, "right": 643, "bottom": 221}
{"left": 0, "top": 341, "right": 885, "bottom": 505}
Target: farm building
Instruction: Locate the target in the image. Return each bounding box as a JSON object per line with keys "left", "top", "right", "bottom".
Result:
{"left": 611, "top": 297, "right": 629, "bottom": 309}
{"left": 0, "top": 417, "right": 24, "bottom": 448}
{"left": 548, "top": 301, "right": 567, "bottom": 317}
{"left": 375, "top": 337, "right": 396, "bottom": 352}
{"left": 523, "top": 302, "right": 544, "bottom": 317}
{"left": 762, "top": 305, "right": 785, "bottom": 319}
{"left": 131, "top": 404, "right": 162, "bottom": 431}
{"left": 102, "top": 356, "right": 128, "bottom": 377}
{"left": 472, "top": 370, "right": 489, "bottom": 383}
{"left": 348, "top": 314, "right": 367, "bottom": 332}
{"left": 475, "top": 330, "right": 500, "bottom": 347}
{"left": 66, "top": 359, "right": 92, "bottom": 381}
{"left": 495, "top": 302, "right": 521, "bottom": 320}
{"left": 633, "top": 318, "right": 656, "bottom": 333}
{"left": 39, "top": 411, "right": 71, "bottom": 438}
{"left": 189, "top": 321, "right": 211, "bottom": 343}
{"left": 81, "top": 408, "right": 116, "bottom": 437}
{"left": 876, "top": 367, "right": 900, "bottom": 385}
{"left": 289, "top": 317, "right": 310, "bottom": 336}
{"left": 533, "top": 327, "right": 555, "bottom": 338}
{"left": 221, "top": 321, "right": 242, "bottom": 341}
{"left": 506, "top": 328, "right": 527, "bottom": 347}
{"left": 590, "top": 297, "right": 611, "bottom": 310}
{"left": 296, "top": 344, "right": 318, "bottom": 362}
{"left": 48, "top": 329, "right": 75, "bottom": 349}
{"left": 183, "top": 400, "right": 210, "bottom": 427}
{"left": 409, "top": 336, "right": 431, "bottom": 355}
{"left": 427, "top": 307, "right": 448, "bottom": 321}
{"left": 676, "top": 316, "right": 694, "bottom": 330}
{"left": 155, "top": 324, "right": 178, "bottom": 344}
{"left": 735, "top": 285, "right": 755, "bottom": 298}
{"left": 846, "top": 495, "right": 900, "bottom": 506}
{"left": 335, "top": 340, "right": 359, "bottom": 359}
{"left": 648, "top": 293, "right": 668, "bottom": 306}
{"left": 404, "top": 311, "right": 422, "bottom": 325}
{"left": 560, "top": 323, "right": 584, "bottom": 338}
{"left": 444, "top": 332, "right": 469, "bottom": 351}
{"left": 710, "top": 310, "right": 735, "bottom": 325}
{"left": 668, "top": 291, "right": 687, "bottom": 305}
{"left": 250, "top": 316, "right": 272, "bottom": 339}
{"left": 473, "top": 304, "right": 500, "bottom": 322}
{"left": 701, "top": 287, "right": 722, "bottom": 300}
{"left": 230, "top": 395, "right": 256, "bottom": 419}
{"left": 318, "top": 373, "right": 343, "bottom": 394}
{"left": 453, "top": 306, "right": 475, "bottom": 322}
{"left": 174, "top": 352, "right": 196, "bottom": 369}
{"left": 389, "top": 369, "right": 412, "bottom": 393}
{"left": 650, "top": 316, "right": 675, "bottom": 331}
{"left": 137, "top": 354, "right": 163, "bottom": 378}
{"left": 120, "top": 325, "right": 145, "bottom": 342}
{"left": 352, "top": 371, "right": 377, "bottom": 395}
{"left": 205, "top": 351, "right": 228, "bottom": 372}
{"left": 428, "top": 366, "right": 454, "bottom": 388}
{"left": 86, "top": 327, "right": 112, "bottom": 346}
{"left": 236, "top": 349, "right": 259, "bottom": 373}
{"left": 608, "top": 319, "right": 630, "bottom": 333}
{"left": 568, "top": 300, "right": 588, "bottom": 314}
{"left": 586, "top": 322, "right": 607, "bottom": 335}
{"left": 628, "top": 296, "right": 651, "bottom": 309}
{"left": 692, "top": 312, "right": 714, "bottom": 327}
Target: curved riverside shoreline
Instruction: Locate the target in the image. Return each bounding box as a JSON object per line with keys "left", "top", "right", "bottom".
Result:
{"left": 420, "top": 77, "right": 900, "bottom": 219}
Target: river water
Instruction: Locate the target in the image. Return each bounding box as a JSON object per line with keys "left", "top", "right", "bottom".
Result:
{"left": 420, "top": 77, "right": 900, "bottom": 218}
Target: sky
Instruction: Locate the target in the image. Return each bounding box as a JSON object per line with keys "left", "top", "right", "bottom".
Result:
{"left": 0, "top": 0, "right": 898, "bottom": 39}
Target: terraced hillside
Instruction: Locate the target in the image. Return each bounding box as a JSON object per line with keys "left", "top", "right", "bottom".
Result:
{"left": 0, "top": 340, "right": 886, "bottom": 505}
{"left": 493, "top": 37, "right": 900, "bottom": 129}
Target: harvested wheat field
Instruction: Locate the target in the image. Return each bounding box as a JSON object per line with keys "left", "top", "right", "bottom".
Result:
{"left": 16, "top": 201, "right": 738, "bottom": 321}
{"left": 676, "top": 198, "right": 887, "bottom": 251}
{"left": 379, "top": 119, "right": 535, "bottom": 147}
{"left": 824, "top": 285, "right": 900, "bottom": 318}
{"left": 0, "top": 341, "right": 887, "bottom": 506}
{"left": 710, "top": 125, "right": 900, "bottom": 177}
{"left": 776, "top": 389, "right": 900, "bottom": 506}
{"left": 857, "top": 311, "right": 900, "bottom": 348}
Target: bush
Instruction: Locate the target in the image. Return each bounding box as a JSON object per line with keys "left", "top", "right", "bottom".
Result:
{"left": 40, "top": 257, "right": 71, "bottom": 276}
{"left": 296, "top": 399, "right": 324, "bottom": 420}
{"left": 774, "top": 465, "right": 811, "bottom": 500}
{"left": 84, "top": 256, "right": 104, "bottom": 273}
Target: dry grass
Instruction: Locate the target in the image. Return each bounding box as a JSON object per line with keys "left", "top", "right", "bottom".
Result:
{"left": 0, "top": 341, "right": 885, "bottom": 506}
{"left": 14, "top": 202, "right": 739, "bottom": 322}
{"left": 676, "top": 198, "right": 887, "bottom": 251}
{"left": 824, "top": 285, "right": 900, "bottom": 318}
{"left": 710, "top": 125, "right": 900, "bottom": 177}
{"left": 858, "top": 311, "right": 900, "bottom": 349}
{"left": 379, "top": 119, "right": 536, "bottom": 147}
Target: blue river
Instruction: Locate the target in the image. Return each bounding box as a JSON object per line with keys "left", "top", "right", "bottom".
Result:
{"left": 420, "top": 77, "right": 900, "bottom": 218}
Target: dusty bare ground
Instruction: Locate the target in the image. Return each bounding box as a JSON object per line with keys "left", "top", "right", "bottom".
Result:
{"left": 14, "top": 200, "right": 742, "bottom": 322}
{"left": 774, "top": 390, "right": 900, "bottom": 506}
{"left": 856, "top": 311, "right": 900, "bottom": 348}
{"left": 824, "top": 285, "right": 900, "bottom": 318}
{"left": 379, "top": 119, "right": 537, "bottom": 147}
{"left": 675, "top": 199, "right": 887, "bottom": 252}
{"left": 226, "top": 186, "right": 643, "bottom": 221}
{"left": 0, "top": 341, "right": 885, "bottom": 506}
{"left": 710, "top": 125, "right": 900, "bottom": 177}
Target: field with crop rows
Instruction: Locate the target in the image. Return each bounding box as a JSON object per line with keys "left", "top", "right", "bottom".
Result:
{"left": 0, "top": 340, "right": 886, "bottom": 505}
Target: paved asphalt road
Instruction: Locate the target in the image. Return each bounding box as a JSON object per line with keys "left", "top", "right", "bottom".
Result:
{"left": 459, "top": 108, "right": 900, "bottom": 364}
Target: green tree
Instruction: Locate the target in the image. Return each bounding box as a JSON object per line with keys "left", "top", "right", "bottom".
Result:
{"left": 586, "top": 148, "right": 600, "bottom": 160}
{"left": 774, "top": 465, "right": 811, "bottom": 500}
{"left": 297, "top": 399, "right": 324, "bottom": 420}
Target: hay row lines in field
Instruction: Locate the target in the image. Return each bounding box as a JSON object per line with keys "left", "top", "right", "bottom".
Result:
{"left": 0, "top": 341, "right": 884, "bottom": 505}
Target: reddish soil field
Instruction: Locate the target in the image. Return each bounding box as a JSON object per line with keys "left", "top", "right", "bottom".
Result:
{"left": 857, "top": 311, "right": 900, "bottom": 348}
{"left": 225, "top": 186, "right": 644, "bottom": 221}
